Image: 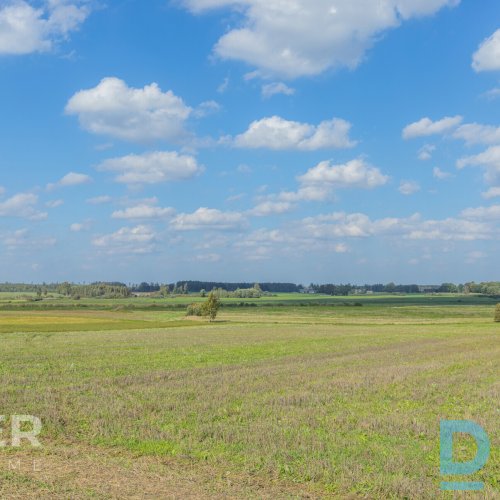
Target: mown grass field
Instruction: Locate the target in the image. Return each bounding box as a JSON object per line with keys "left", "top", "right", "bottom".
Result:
{"left": 0, "top": 295, "right": 499, "bottom": 498}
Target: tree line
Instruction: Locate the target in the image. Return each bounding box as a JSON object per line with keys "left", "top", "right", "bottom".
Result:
{"left": 1, "top": 281, "right": 500, "bottom": 298}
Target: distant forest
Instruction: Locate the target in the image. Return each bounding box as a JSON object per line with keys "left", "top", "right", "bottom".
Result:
{"left": 1, "top": 281, "right": 500, "bottom": 298}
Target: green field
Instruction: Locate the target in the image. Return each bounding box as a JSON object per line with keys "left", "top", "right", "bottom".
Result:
{"left": 0, "top": 295, "right": 499, "bottom": 498}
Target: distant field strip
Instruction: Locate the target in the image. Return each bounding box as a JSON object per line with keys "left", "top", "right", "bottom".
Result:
{"left": 0, "top": 311, "right": 195, "bottom": 333}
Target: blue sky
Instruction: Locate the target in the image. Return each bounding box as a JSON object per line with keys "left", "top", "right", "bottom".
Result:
{"left": 1, "top": 0, "right": 500, "bottom": 284}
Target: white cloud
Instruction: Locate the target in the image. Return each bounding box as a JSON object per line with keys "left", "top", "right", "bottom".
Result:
{"left": 260, "top": 159, "right": 388, "bottom": 206}
{"left": 112, "top": 204, "right": 175, "bottom": 220}
{"left": 217, "top": 77, "right": 229, "bottom": 93}
{"left": 472, "top": 29, "right": 500, "bottom": 72}
{"left": 0, "top": 0, "right": 90, "bottom": 56}
{"left": 275, "top": 186, "right": 331, "bottom": 203}
{"left": 404, "top": 219, "right": 490, "bottom": 241}
{"left": 86, "top": 195, "right": 112, "bottom": 204}
{"left": 65, "top": 77, "right": 192, "bottom": 143}
{"left": 182, "top": 0, "right": 459, "bottom": 79}
{"left": 399, "top": 180, "right": 420, "bottom": 195}
{"left": 0, "top": 186, "right": 5, "bottom": 195}
{"left": 3, "top": 228, "right": 56, "bottom": 250}
{"left": 226, "top": 193, "right": 246, "bottom": 202}
{"left": 70, "top": 220, "right": 91, "bottom": 232}
{"left": 92, "top": 225, "right": 157, "bottom": 254}
{"left": 261, "top": 82, "right": 295, "bottom": 98}
{"left": 298, "top": 159, "right": 389, "bottom": 190}
{"left": 45, "top": 199, "right": 64, "bottom": 208}
{"left": 193, "top": 100, "right": 221, "bottom": 118}
{"left": 483, "top": 88, "right": 500, "bottom": 100}
{"left": 171, "top": 207, "right": 246, "bottom": 231}
{"left": 97, "top": 151, "right": 203, "bottom": 185}
{"left": 47, "top": 171, "right": 92, "bottom": 190}
{"left": 402, "top": 115, "right": 463, "bottom": 139}
{"left": 457, "top": 145, "right": 500, "bottom": 184}
{"left": 249, "top": 201, "right": 295, "bottom": 216}
{"left": 300, "top": 211, "right": 491, "bottom": 241}
{"left": 453, "top": 123, "right": 500, "bottom": 146}
{"left": 418, "top": 144, "right": 436, "bottom": 160}
{"left": 333, "top": 243, "right": 349, "bottom": 253}
{"left": 482, "top": 187, "right": 500, "bottom": 199}
{"left": 236, "top": 206, "right": 495, "bottom": 260}
{"left": 0, "top": 193, "right": 47, "bottom": 220}
{"left": 461, "top": 204, "right": 500, "bottom": 220}
{"left": 433, "top": 167, "right": 453, "bottom": 180}
{"left": 232, "top": 116, "right": 355, "bottom": 150}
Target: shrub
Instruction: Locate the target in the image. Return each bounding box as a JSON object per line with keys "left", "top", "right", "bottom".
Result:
{"left": 186, "top": 303, "right": 203, "bottom": 316}
{"left": 495, "top": 303, "right": 500, "bottom": 323}
{"left": 186, "top": 294, "right": 221, "bottom": 321}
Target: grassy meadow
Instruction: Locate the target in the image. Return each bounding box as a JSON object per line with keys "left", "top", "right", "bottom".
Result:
{"left": 0, "top": 294, "right": 499, "bottom": 498}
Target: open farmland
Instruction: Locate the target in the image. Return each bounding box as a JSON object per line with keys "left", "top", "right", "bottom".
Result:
{"left": 0, "top": 295, "right": 499, "bottom": 498}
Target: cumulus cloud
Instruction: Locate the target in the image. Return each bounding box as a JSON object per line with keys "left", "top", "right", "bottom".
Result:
{"left": 483, "top": 88, "right": 500, "bottom": 100}
{"left": 482, "top": 187, "right": 500, "bottom": 199}
{"left": 92, "top": 225, "right": 157, "bottom": 254}
{"left": 398, "top": 180, "right": 420, "bottom": 195}
{"left": 217, "top": 77, "right": 229, "bottom": 93}
{"left": 65, "top": 77, "right": 192, "bottom": 143}
{"left": 232, "top": 116, "right": 355, "bottom": 150}
{"left": 453, "top": 123, "right": 500, "bottom": 145}
{"left": 461, "top": 204, "right": 500, "bottom": 220}
{"left": 457, "top": 145, "right": 500, "bottom": 184}
{"left": 402, "top": 115, "right": 463, "bottom": 139}
{"left": 248, "top": 201, "right": 295, "bottom": 216}
{"left": 181, "top": 0, "right": 459, "bottom": 79}
{"left": 86, "top": 195, "right": 112, "bottom": 204}
{"left": 472, "top": 29, "right": 500, "bottom": 72}
{"left": 70, "top": 220, "right": 91, "bottom": 232}
{"left": 261, "top": 82, "right": 295, "bottom": 99}
{"left": 171, "top": 207, "right": 246, "bottom": 231}
{"left": 433, "top": 167, "right": 453, "bottom": 180}
{"left": 0, "top": 0, "right": 91, "bottom": 56}
{"left": 112, "top": 204, "right": 175, "bottom": 220}
{"left": 258, "top": 159, "right": 388, "bottom": 206}
{"left": 97, "top": 151, "right": 203, "bottom": 185}
{"left": 47, "top": 171, "right": 92, "bottom": 190}
{"left": 275, "top": 186, "right": 331, "bottom": 203}
{"left": 235, "top": 204, "right": 496, "bottom": 261}
{"left": 45, "top": 199, "right": 64, "bottom": 208}
{"left": 300, "top": 211, "right": 491, "bottom": 241}
{"left": 418, "top": 144, "right": 435, "bottom": 161}
{"left": 193, "top": 100, "right": 221, "bottom": 118}
{"left": 0, "top": 193, "right": 47, "bottom": 220}
{"left": 404, "top": 218, "right": 489, "bottom": 240}
{"left": 298, "top": 159, "right": 389, "bottom": 190}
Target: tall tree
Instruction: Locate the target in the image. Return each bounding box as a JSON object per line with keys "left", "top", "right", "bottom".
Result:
{"left": 203, "top": 292, "right": 220, "bottom": 322}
